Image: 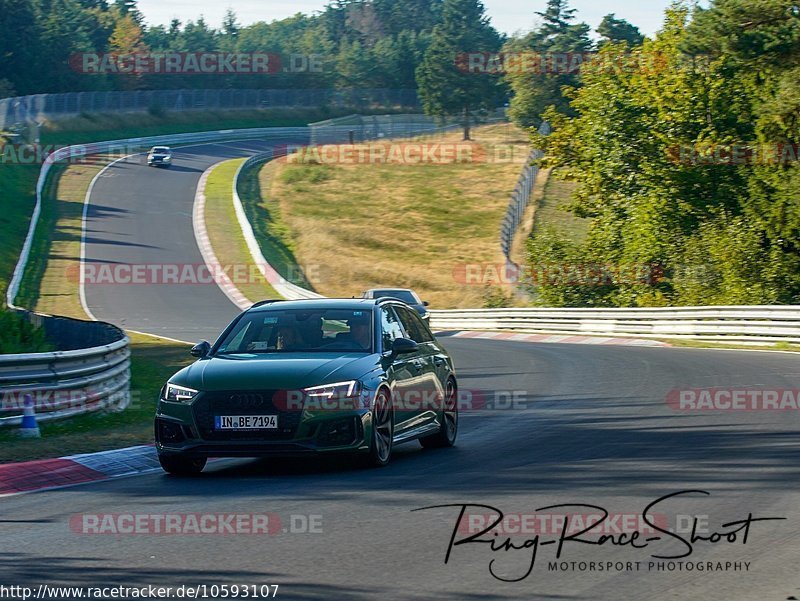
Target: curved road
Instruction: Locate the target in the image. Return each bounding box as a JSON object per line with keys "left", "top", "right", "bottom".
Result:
{"left": 83, "top": 137, "right": 307, "bottom": 341}
{"left": 4, "top": 141, "right": 798, "bottom": 600}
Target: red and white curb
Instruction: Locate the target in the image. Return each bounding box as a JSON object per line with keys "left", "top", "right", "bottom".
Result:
{"left": 193, "top": 164, "right": 252, "bottom": 310}
{"left": 447, "top": 331, "right": 669, "bottom": 347}
{"left": 0, "top": 445, "right": 162, "bottom": 498}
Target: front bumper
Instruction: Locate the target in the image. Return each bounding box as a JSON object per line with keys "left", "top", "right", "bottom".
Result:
{"left": 155, "top": 392, "right": 371, "bottom": 458}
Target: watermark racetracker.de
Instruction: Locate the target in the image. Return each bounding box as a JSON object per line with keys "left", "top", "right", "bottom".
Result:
{"left": 69, "top": 52, "right": 324, "bottom": 75}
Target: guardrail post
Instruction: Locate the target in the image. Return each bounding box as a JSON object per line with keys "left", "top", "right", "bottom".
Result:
{"left": 19, "top": 394, "right": 41, "bottom": 438}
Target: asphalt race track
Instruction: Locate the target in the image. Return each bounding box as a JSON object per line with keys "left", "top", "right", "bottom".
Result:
{"left": 82, "top": 137, "right": 308, "bottom": 342}
{"left": 4, "top": 141, "right": 798, "bottom": 600}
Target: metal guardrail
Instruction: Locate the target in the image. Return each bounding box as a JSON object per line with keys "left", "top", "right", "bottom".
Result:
{"left": 428, "top": 306, "right": 800, "bottom": 344}
{"left": 232, "top": 150, "right": 325, "bottom": 301}
{"left": 0, "top": 311, "right": 130, "bottom": 427}
{"left": 8, "top": 119, "right": 795, "bottom": 436}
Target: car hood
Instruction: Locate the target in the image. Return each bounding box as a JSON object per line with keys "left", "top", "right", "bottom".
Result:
{"left": 170, "top": 352, "right": 382, "bottom": 392}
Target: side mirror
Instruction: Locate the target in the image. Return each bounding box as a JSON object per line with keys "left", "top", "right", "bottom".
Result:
{"left": 391, "top": 337, "right": 419, "bottom": 357}
{"left": 423, "top": 301, "right": 430, "bottom": 307}
{"left": 190, "top": 340, "right": 211, "bottom": 358}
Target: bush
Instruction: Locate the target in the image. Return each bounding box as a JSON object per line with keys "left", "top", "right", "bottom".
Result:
{"left": 482, "top": 286, "right": 514, "bottom": 308}
{"left": 0, "top": 310, "right": 54, "bottom": 354}
{"left": 279, "top": 165, "right": 331, "bottom": 185}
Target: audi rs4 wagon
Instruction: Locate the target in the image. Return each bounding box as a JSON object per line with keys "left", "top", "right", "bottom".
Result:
{"left": 155, "top": 298, "right": 458, "bottom": 475}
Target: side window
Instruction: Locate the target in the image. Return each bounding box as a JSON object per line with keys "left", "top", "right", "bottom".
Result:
{"left": 408, "top": 310, "right": 434, "bottom": 343}
{"left": 380, "top": 307, "right": 405, "bottom": 350}
{"left": 395, "top": 306, "right": 434, "bottom": 343}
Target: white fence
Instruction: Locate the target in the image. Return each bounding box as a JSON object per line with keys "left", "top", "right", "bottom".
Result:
{"left": 428, "top": 306, "right": 800, "bottom": 344}
{"left": 309, "top": 113, "right": 465, "bottom": 145}
{"left": 500, "top": 149, "right": 542, "bottom": 259}
{"left": 0, "top": 88, "right": 421, "bottom": 131}
{"left": 500, "top": 121, "right": 550, "bottom": 261}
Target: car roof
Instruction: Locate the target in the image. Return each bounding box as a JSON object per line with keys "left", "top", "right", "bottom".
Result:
{"left": 248, "top": 298, "right": 391, "bottom": 313}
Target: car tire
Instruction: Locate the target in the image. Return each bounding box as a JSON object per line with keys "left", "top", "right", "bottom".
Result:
{"left": 366, "top": 388, "right": 393, "bottom": 467}
{"left": 420, "top": 378, "right": 458, "bottom": 449}
{"left": 158, "top": 454, "right": 207, "bottom": 476}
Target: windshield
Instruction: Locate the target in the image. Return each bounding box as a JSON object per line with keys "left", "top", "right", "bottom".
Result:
{"left": 151, "top": 147, "right": 170, "bottom": 153}
{"left": 371, "top": 289, "right": 418, "bottom": 304}
{"left": 215, "top": 308, "right": 374, "bottom": 354}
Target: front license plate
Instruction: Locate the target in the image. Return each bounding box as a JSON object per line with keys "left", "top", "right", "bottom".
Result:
{"left": 215, "top": 415, "right": 278, "bottom": 430}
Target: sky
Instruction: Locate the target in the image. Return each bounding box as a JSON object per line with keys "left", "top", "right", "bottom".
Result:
{"left": 135, "top": 0, "right": 679, "bottom": 38}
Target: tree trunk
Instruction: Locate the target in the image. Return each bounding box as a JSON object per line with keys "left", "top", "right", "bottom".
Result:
{"left": 463, "top": 106, "right": 471, "bottom": 141}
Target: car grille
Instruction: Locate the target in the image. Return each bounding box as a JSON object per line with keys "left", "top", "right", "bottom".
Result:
{"left": 193, "top": 390, "right": 301, "bottom": 441}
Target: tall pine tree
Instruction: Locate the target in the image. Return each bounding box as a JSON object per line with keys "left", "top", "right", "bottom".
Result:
{"left": 506, "top": 0, "right": 591, "bottom": 127}
{"left": 415, "top": 0, "right": 502, "bottom": 139}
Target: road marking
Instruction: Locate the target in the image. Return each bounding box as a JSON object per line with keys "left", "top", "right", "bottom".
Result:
{"left": 447, "top": 331, "right": 669, "bottom": 347}
{"left": 80, "top": 152, "right": 141, "bottom": 321}
{"left": 192, "top": 163, "right": 253, "bottom": 311}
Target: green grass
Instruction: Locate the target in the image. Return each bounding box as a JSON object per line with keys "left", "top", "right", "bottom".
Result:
{"left": 532, "top": 169, "right": 590, "bottom": 243}
{"left": 0, "top": 311, "right": 53, "bottom": 354}
{"left": 0, "top": 163, "right": 40, "bottom": 299}
{"left": 0, "top": 106, "right": 361, "bottom": 346}
{"left": 28, "top": 158, "right": 111, "bottom": 318}
{"left": 13, "top": 163, "right": 67, "bottom": 311}
{"left": 203, "top": 159, "right": 281, "bottom": 302}
{"left": 0, "top": 333, "right": 193, "bottom": 464}
{"left": 262, "top": 124, "right": 532, "bottom": 308}
{"left": 662, "top": 339, "right": 800, "bottom": 352}
{"left": 241, "top": 161, "right": 315, "bottom": 290}
{"left": 0, "top": 161, "right": 52, "bottom": 352}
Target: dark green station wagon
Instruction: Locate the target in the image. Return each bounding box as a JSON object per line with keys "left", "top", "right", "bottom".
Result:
{"left": 155, "top": 298, "right": 458, "bottom": 475}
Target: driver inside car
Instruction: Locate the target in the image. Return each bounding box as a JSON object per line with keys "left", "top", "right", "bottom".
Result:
{"left": 336, "top": 319, "right": 371, "bottom": 350}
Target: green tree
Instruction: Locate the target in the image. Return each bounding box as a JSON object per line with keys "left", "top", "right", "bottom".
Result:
{"left": 0, "top": 0, "right": 41, "bottom": 95}
{"left": 506, "top": 0, "right": 592, "bottom": 127}
{"left": 112, "top": 0, "right": 141, "bottom": 24}
{"left": 181, "top": 17, "right": 217, "bottom": 52}
{"left": 373, "top": 0, "right": 444, "bottom": 35}
{"left": 415, "top": 0, "right": 502, "bottom": 139}
{"left": 108, "top": 10, "right": 148, "bottom": 89}
{"left": 219, "top": 9, "right": 239, "bottom": 52}
{"left": 597, "top": 13, "right": 644, "bottom": 47}
{"left": 529, "top": 3, "right": 800, "bottom": 306}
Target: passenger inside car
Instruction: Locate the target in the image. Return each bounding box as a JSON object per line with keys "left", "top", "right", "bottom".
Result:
{"left": 273, "top": 326, "right": 301, "bottom": 350}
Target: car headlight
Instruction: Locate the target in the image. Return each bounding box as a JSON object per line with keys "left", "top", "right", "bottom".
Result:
{"left": 303, "top": 380, "right": 361, "bottom": 400}
{"left": 163, "top": 383, "right": 199, "bottom": 403}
